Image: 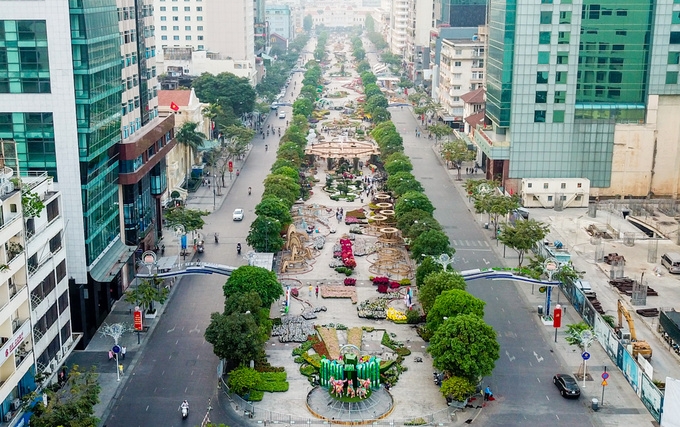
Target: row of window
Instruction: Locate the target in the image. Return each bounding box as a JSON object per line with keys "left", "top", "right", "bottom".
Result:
{"left": 159, "top": 15, "right": 203, "bottom": 22}
{"left": 540, "top": 10, "right": 572, "bottom": 24}
{"left": 447, "top": 72, "right": 484, "bottom": 80}
{"left": 159, "top": 6, "right": 202, "bottom": 11}
{"left": 159, "top": 25, "right": 203, "bottom": 31}
{"left": 161, "top": 35, "right": 203, "bottom": 41}
{"left": 161, "top": 44, "right": 205, "bottom": 50}
{"left": 534, "top": 110, "right": 565, "bottom": 123}
{"left": 527, "top": 182, "right": 583, "bottom": 189}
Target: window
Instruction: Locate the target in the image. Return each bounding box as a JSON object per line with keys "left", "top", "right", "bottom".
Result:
{"left": 161, "top": 35, "right": 167, "bottom": 40}
{"left": 616, "top": 10, "right": 627, "bottom": 17}
{"left": 577, "top": 183, "right": 582, "bottom": 188}
{"left": 160, "top": 16, "right": 166, "bottom": 21}
{"left": 454, "top": 61, "right": 461, "bottom": 67}
{"left": 558, "top": 32, "right": 570, "bottom": 44}
{"left": 198, "top": 36, "right": 204, "bottom": 40}
{"left": 197, "top": 16, "right": 203, "bottom": 21}
{"left": 554, "top": 91, "right": 565, "bottom": 103}
{"left": 173, "top": 26, "right": 179, "bottom": 30}
{"left": 540, "top": 11, "right": 552, "bottom": 24}
{"left": 196, "top": 6, "right": 202, "bottom": 11}
{"left": 616, "top": 30, "right": 627, "bottom": 36}
{"left": 557, "top": 53, "right": 568, "bottom": 64}
{"left": 171, "top": 6, "right": 178, "bottom": 11}
{"left": 537, "top": 71, "right": 549, "bottom": 84}
{"left": 455, "top": 49, "right": 462, "bottom": 55}
{"left": 173, "top": 35, "right": 179, "bottom": 40}
{"left": 666, "top": 71, "right": 678, "bottom": 85}
{"left": 668, "top": 52, "right": 680, "bottom": 65}
{"left": 527, "top": 183, "right": 533, "bottom": 188}
{"left": 453, "top": 85, "right": 461, "bottom": 90}
{"left": 541, "top": 0, "right": 552, "bottom": 3}
{"left": 560, "top": 183, "right": 566, "bottom": 189}
{"left": 553, "top": 110, "right": 565, "bottom": 123}
{"left": 535, "top": 91, "right": 547, "bottom": 103}
{"left": 671, "top": 32, "right": 680, "bottom": 44}
{"left": 453, "top": 96, "right": 460, "bottom": 101}
{"left": 556, "top": 71, "right": 567, "bottom": 84}
{"left": 185, "top": 16, "right": 191, "bottom": 21}
{"left": 538, "top": 51, "right": 550, "bottom": 64}
{"left": 160, "top": 6, "right": 166, "bottom": 11}
{"left": 453, "top": 73, "right": 462, "bottom": 80}
{"left": 534, "top": 110, "right": 546, "bottom": 123}
{"left": 172, "top": 16, "right": 178, "bottom": 21}
{"left": 543, "top": 183, "right": 549, "bottom": 189}
{"left": 185, "top": 26, "right": 191, "bottom": 30}
{"left": 539, "top": 32, "right": 551, "bottom": 44}
{"left": 198, "top": 45, "right": 204, "bottom": 50}
{"left": 160, "top": 25, "right": 167, "bottom": 30}
{"left": 197, "top": 26, "right": 203, "bottom": 31}
{"left": 186, "top": 35, "right": 191, "bottom": 40}
{"left": 559, "top": 11, "right": 571, "bottom": 24}
{"left": 184, "top": 6, "right": 190, "bottom": 10}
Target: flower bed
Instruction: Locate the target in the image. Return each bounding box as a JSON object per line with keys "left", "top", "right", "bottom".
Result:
{"left": 340, "top": 238, "right": 356, "bottom": 269}
{"left": 320, "top": 285, "right": 358, "bottom": 304}
{"left": 386, "top": 307, "right": 407, "bottom": 322}
{"left": 317, "top": 327, "right": 341, "bottom": 359}
{"left": 344, "top": 278, "right": 356, "bottom": 286}
{"left": 345, "top": 209, "right": 366, "bottom": 219}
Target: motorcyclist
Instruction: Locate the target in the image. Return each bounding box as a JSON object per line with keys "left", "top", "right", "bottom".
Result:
{"left": 181, "top": 400, "right": 189, "bottom": 410}
{"left": 214, "top": 233, "right": 219, "bottom": 243}
{"left": 248, "top": 187, "right": 252, "bottom": 195}
{"left": 265, "top": 144, "right": 268, "bottom": 151}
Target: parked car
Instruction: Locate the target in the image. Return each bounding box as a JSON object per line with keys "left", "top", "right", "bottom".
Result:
{"left": 278, "top": 111, "right": 286, "bottom": 119}
{"left": 233, "top": 208, "right": 244, "bottom": 221}
{"left": 553, "top": 374, "right": 581, "bottom": 398}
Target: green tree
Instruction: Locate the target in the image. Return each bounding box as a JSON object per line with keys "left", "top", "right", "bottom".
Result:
{"left": 223, "top": 265, "right": 283, "bottom": 306}
{"left": 247, "top": 216, "right": 286, "bottom": 252}
{"left": 353, "top": 46, "right": 366, "bottom": 61}
{"left": 303, "top": 14, "right": 313, "bottom": 32}
{"left": 224, "top": 125, "right": 255, "bottom": 146}
{"left": 428, "top": 314, "right": 500, "bottom": 381}
{"left": 440, "top": 376, "right": 477, "bottom": 402}
{"left": 426, "top": 289, "right": 486, "bottom": 334}
{"left": 410, "top": 229, "right": 452, "bottom": 260}
{"left": 365, "top": 94, "right": 389, "bottom": 115}
{"left": 360, "top": 71, "right": 377, "bottom": 86}
{"left": 498, "top": 219, "right": 550, "bottom": 268}
{"left": 163, "top": 207, "right": 210, "bottom": 232}
{"left": 25, "top": 365, "right": 100, "bottom": 427}
{"left": 175, "top": 121, "right": 206, "bottom": 182}
{"left": 364, "top": 83, "right": 383, "bottom": 99}
{"left": 428, "top": 124, "right": 453, "bottom": 145}
{"left": 415, "top": 256, "right": 444, "bottom": 288}
{"left": 396, "top": 209, "right": 441, "bottom": 239}
{"left": 276, "top": 141, "right": 305, "bottom": 165}
{"left": 271, "top": 158, "right": 296, "bottom": 172}
{"left": 419, "top": 271, "right": 466, "bottom": 314}
{"left": 271, "top": 165, "right": 300, "bottom": 182}
{"left": 364, "top": 15, "right": 375, "bottom": 32}
{"left": 394, "top": 191, "right": 435, "bottom": 217}
{"left": 357, "top": 60, "right": 371, "bottom": 74}
{"left": 205, "top": 311, "right": 264, "bottom": 365}
{"left": 228, "top": 366, "right": 262, "bottom": 395}
{"left": 224, "top": 290, "right": 263, "bottom": 318}
{"left": 564, "top": 322, "right": 592, "bottom": 352}
{"left": 264, "top": 174, "right": 301, "bottom": 197}
{"left": 255, "top": 197, "right": 293, "bottom": 228}
{"left": 22, "top": 188, "right": 45, "bottom": 218}
{"left": 441, "top": 139, "right": 476, "bottom": 180}
{"left": 386, "top": 172, "right": 423, "bottom": 196}
{"left": 262, "top": 183, "right": 298, "bottom": 206}
{"left": 384, "top": 157, "right": 413, "bottom": 175}
{"left": 293, "top": 98, "right": 314, "bottom": 117}
{"left": 192, "top": 72, "right": 256, "bottom": 116}
{"left": 371, "top": 107, "right": 391, "bottom": 124}
{"left": 124, "top": 276, "right": 169, "bottom": 313}
{"left": 474, "top": 194, "right": 520, "bottom": 237}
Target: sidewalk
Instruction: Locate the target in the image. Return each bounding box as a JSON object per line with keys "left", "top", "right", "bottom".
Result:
{"left": 64, "top": 143, "right": 254, "bottom": 425}
{"left": 428, "top": 142, "right": 655, "bottom": 425}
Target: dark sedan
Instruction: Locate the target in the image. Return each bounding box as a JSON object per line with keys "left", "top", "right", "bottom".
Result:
{"left": 553, "top": 374, "right": 581, "bottom": 398}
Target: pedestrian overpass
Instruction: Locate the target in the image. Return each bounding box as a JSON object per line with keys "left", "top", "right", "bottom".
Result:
{"left": 460, "top": 268, "right": 560, "bottom": 286}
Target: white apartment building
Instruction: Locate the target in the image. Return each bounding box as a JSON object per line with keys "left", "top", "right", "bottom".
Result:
{"left": 158, "top": 48, "right": 256, "bottom": 84}
{"left": 154, "top": 0, "right": 255, "bottom": 78}
{"left": 389, "top": 0, "right": 408, "bottom": 55}
{"left": 437, "top": 37, "right": 485, "bottom": 129}
{"left": 404, "top": 0, "right": 433, "bottom": 85}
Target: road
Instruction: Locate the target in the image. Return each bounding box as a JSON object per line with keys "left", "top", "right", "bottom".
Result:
{"left": 390, "top": 107, "right": 595, "bottom": 425}
{"left": 102, "top": 66, "right": 307, "bottom": 427}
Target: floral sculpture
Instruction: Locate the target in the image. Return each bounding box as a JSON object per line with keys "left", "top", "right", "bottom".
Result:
{"left": 346, "top": 383, "right": 355, "bottom": 398}
{"left": 340, "top": 238, "right": 356, "bottom": 269}
{"left": 356, "top": 386, "right": 367, "bottom": 398}
{"left": 373, "top": 276, "right": 389, "bottom": 293}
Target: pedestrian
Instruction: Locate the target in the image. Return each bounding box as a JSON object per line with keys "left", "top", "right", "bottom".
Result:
{"left": 121, "top": 346, "right": 127, "bottom": 360}
{"left": 340, "top": 207, "right": 343, "bottom": 215}
{"left": 119, "top": 364, "right": 124, "bottom": 375}
{"left": 484, "top": 386, "right": 493, "bottom": 401}
{"left": 108, "top": 350, "right": 114, "bottom": 361}
{"left": 315, "top": 286, "right": 319, "bottom": 298}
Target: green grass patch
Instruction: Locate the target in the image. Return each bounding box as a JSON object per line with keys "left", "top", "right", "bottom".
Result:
{"left": 254, "top": 380, "right": 289, "bottom": 392}
{"left": 259, "top": 371, "right": 287, "bottom": 382}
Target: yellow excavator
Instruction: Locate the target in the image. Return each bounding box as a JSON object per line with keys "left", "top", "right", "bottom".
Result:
{"left": 617, "top": 299, "right": 653, "bottom": 359}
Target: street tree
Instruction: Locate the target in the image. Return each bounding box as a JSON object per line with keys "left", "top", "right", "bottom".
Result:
{"left": 365, "top": 94, "right": 388, "bottom": 115}
{"left": 271, "top": 165, "right": 300, "bottom": 182}
{"left": 124, "top": 276, "right": 169, "bottom": 314}
{"left": 381, "top": 52, "right": 403, "bottom": 67}
{"left": 255, "top": 197, "right": 293, "bottom": 228}
{"left": 175, "top": 121, "right": 206, "bottom": 181}
{"left": 415, "top": 256, "right": 444, "bottom": 288}
{"left": 270, "top": 158, "right": 296, "bottom": 172}
{"left": 163, "top": 206, "right": 210, "bottom": 232}
{"left": 264, "top": 174, "right": 301, "bottom": 197}
{"left": 440, "top": 376, "right": 477, "bottom": 402}
{"left": 410, "top": 229, "right": 452, "bottom": 261}
{"left": 419, "top": 271, "right": 466, "bottom": 314}
{"left": 394, "top": 191, "right": 435, "bottom": 217}
{"left": 464, "top": 179, "right": 499, "bottom": 199}
{"left": 398, "top": 78, "right": 414, "bottom": 89}
{"left": 441, "top": 139, "right": 476, "bottom": 180}
{"left": 224, "top": 291, "right": 271, "bottom": 341}
{"left": 428, "top": 314, "right": 500, "bottom": 381}
{"left": 276, "top": 141, "right": 305, "bottom": 165}
{"left": 300, "top": 85, "right": 317, "bottom": 101}
{"left": 426, "top": 289, "right": 486, "bottom": 334}
{"left": 25, "top": 365, "right": 101, "bottom": 427}
{"left": 223, "top": 265, "right": 283, "bottom": 306}
{"left": 386, "top": 172, "right": 423, "bottom": 196}
{"left": 224, "top": 125, "right": 255, "bottom": 147}
{"left": 364, "top": 83, "right": 382, "bottom": 99}
{"left": 357, "top": 60, "right": 371, "bottom": 74}
{"left": 474, "top": 194, "right": 520, "bottom": 237}
{"left": 247, "top": 216, "right": 286, "bottom": 252}
{"left": 293, "top": 98, "right": 314, "bottom": 117}
{"left": 205, "top": 311, "right": 264, "bottom": 365}
{"left": 364, "top": 15, "right": 375, "bottom": 32}
{"left": 384, "top": 157, "right": 413, "bottom": 175}
{"left": 262, "top": 183, "right": 298, "bottom": 206}
{"left": 192, "top": 72, "right": 256, "bottom": 116}
{"left": 303, "top": 14, "right": 313, "bottom": 32}
{"left": 371, "top": 107, "right": 391, "bottom": 124}
{"left": 353, "top": 46, "right": 366, "bottom": 61}
{"left": 99, "top": 322, "right": 134, "bottom": 346}
{"left": 498, "top": 219, "right": 550, "bottom": 268}
{"left": 360, "top": 71, "right": 377, "bottom": 86}
{"left": 428, "top": 124, "right": 453, "bottom": 145}
{"left": 396, "top": 209, "right": 441, "bottom": 239}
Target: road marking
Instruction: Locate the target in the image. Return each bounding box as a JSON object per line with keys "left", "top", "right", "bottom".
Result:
{"left": 482, "top": 258, "right": 490, "bottom": 265}
{"left": 533, "top": 351, "right": 544, "bottom": 363}
{"left": 556, "top": 414, "right": 560, "bottom": 420}
{"left": 546, "top": 395, "right": 550, "bottom": 401}
{"left": 455, "top": 248, "right": 492, "bottom": 252}
{"left": 537, "top": 378, "right": 541, "bottom": 383}
{"left": 154, "top": 387, "right": 157, "bottom": 393}
{"left": 189, "top": 324, "right": 200, "bottom": 334}
{"left": 505, "top": 350, "right": 515, "bottom": 362}
{"left": 146, "top": 405, "right": 149, "bottom": 412}
{"left": 167, "top": 327, "right": 175, "bottom": 333}
{"left": 176, "top": 339, "right": 179, "bottom": 345}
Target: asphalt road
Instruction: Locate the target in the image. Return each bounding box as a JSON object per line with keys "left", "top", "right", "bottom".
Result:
{"left": 101, "top": 67, "right": 306, "bottom": 427}
{"left": 390, "top": 107, "right": 595, "bottom": 426}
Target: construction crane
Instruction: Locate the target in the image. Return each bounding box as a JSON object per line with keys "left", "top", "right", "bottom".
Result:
{"left": 617, "top": 299, "right": 653, "bottom": 359}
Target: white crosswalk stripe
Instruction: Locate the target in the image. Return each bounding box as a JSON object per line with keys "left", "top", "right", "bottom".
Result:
{"left": 452, "top": 239, "right": 489, "bottom": 248}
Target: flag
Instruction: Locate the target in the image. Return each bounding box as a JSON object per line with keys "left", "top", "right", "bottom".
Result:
{"left": 170, "top": 102, "right": 180, "bottom": 111}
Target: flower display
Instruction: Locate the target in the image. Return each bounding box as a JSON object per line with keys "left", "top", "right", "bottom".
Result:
{"left": 389, "top": 280, "right": 400, "bottom": 289}
{"left": 344, "top": 278, "right": 357, "bottom": 286}
{"left": 340, "top": 238, "right": 356, "bottom": 269}
{"left": 372, "top": 276, "right": 389, "bottom": 286}
{"left": 387, "top": 307, "right": 407, "bottom": 321}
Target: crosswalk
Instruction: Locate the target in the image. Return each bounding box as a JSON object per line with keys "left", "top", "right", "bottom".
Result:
{"left": 451, "top": 239, "right": 491, "bottom": 250}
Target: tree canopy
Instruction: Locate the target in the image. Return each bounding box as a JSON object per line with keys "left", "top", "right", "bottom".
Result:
{"left": 419, "top": 271, "right": 466, "bottom": 314}
{"left": 163, "top": 207, "right": 210, "bottom": 232}
{"left": 428, "top": 314, "right": 500, "bottom": 381}
{"left": 255, "top": 197, "right": 293, "bottom": 228}
{"left": 410, "top": 229, "right": 453, "bottom": 261}
{"left": 394, "top": 191, "right": 435, "bottom": 217}
{"left": 498, "top": 219, "right": 550, "bottom": 268}
{"left": 223, "top": 266, "right": 283, "bottom": 306}
{"left": 415, "top": 256, "right": 444, "bottom": 287}
{"left": 303, "top": 14, "right": 313, "bottom": 32}
{"left": 246, "top": 216, "right": 286, "bottom": 252}
{"left": 426, "top": 289, "right": 486, "bottom": 333}
{"left": 441, "top": 140, "right": 476, "bottom": 180}
{"left": 192, "top": 72, "right": 256, "bottom": 116}
{"left": 205, "top": 311, "right": 264, "bottom": 364}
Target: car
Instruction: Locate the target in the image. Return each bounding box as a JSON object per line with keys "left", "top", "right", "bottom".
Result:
{"left": 232, "top": 208, "right": 244, "bottom": 221}
{"left": 278, "top": 111, "right": 286, "bottom": 119}
{"left": 270, "top": 103, "right": 279, "bottom": 110}
{"left": 553, "top": 374, "right": 581, "bottom": 398}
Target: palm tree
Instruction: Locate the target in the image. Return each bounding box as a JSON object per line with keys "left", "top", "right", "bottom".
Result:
{"left": 175, "top": 121, "right": 206, "bottom": 187}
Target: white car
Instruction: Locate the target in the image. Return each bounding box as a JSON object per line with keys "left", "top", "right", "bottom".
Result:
{"left": 232, "top": 208, "right": 244, "bottom": 221}
{"left": 278, "top": 111, "right": 286, "bottom": 119}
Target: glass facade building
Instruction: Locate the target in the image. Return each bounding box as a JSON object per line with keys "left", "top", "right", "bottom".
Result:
{"left": 481, "top": 0, "right": 680, "bottom": 188}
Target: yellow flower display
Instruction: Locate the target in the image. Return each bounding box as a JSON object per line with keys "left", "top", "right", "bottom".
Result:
{"left": 386, "top": 307, "right": 407, "bottom": 321}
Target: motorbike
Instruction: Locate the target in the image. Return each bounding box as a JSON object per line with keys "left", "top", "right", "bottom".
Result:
{"left": 180, "top": 401, "right": 189, "bottom": 419}
{"left": 248, "top": 187, "right": 252, "bottom": 195}
{"left": 237, "top": 243, "right": 242, "bottom": 255}
{"left": 214, "top": 233, "right": 219, "bottom": 244}
{"left": 197, "top": 241, "right": 205, "bottom": 253}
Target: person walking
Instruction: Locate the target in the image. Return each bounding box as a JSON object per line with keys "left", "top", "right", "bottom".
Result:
{"left": 121, "top": 346, "right": 127, "bottom": 360}
{"left": 108, "top": 350, "right": 114, "bottom": 361}
{"left": 309, "top": 284, "right": 313, "bottom": 297}
{"left": 315, "top": 286, "right": 319, "bottom": 298}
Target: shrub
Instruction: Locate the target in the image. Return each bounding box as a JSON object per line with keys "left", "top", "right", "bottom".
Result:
{"left": 249, "top": 390, "right": 265, "bottom": 401}
{"left": 300, "top": 365, "right": 317, "bottom": 377}
{"left": 377, "top": 284, "right": 388, "bottom": 293}
{"left": 389, "top": 280, "right": 400, "bottom": 289}
{"left": 254, "top": 381, "right": 289, "bottom": 392}
{"left": 372, "top": 276, "right": 389, "bottom": 286}
{"left": 406, "top": 309, "right": 422, "bottom": 324}
{"left": 294, "top": 356, "right": 305, "bottom": 363}
{"left": 400, "top": 278, "right": 412, "bottom": 286}
{"left": 228, "top": 367, "right": 261, "bottom": 395}
{"left": 259, "top": 372, "right": 287, "bottom": 382}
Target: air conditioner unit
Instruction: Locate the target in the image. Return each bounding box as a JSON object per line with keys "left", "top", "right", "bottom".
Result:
{"left": 4, "top": 413, "right": 12, "bottom": 423}
{"left": 57, "top": 352, "right": 63, "bottom": 362}
{"left": 11, "top": 399, "right": 20, "bottom": 411}
{"left": 50, "top": 361, "right": 57, "bottom": 371}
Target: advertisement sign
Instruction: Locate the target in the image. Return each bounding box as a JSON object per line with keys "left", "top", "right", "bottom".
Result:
{"left": 0, "top": 321, "right": 30, "bottom": 366}
{"left": 228, "top": 161, "right": 233, "bottom": 172}
{"left": 134, "top": 307, "right": 143, "bottom": 331}
{"left": 553, "top": 305, "right": 562, "bottom": 328}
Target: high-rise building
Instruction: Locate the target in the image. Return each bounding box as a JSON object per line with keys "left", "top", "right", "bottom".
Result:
{"left": 476, "top": 0, "right": 680, "bottom": 198}
{"left": 434, "top": 0, "right": 488, "bottom": 28}
{"left": 389, "top": 0, "right": 409, "bottom": 55}
{"left": 266, "top": 5, "right": 294, "bottom": 41}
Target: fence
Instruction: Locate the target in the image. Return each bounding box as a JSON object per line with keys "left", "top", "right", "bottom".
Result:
{"left": 218, "top": 377, "right": 458, "bottom": 425}
{"left": 559, "top": 278, "right": 663, "bottom": 422}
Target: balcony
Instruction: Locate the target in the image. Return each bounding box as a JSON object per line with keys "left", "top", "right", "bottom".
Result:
{"left": 474, "top": 126, "right": 510, "bottom": 160}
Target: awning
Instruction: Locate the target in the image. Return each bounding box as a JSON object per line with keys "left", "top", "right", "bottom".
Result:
{"left": 89, "top": 238, "right": 136, "bottom": 283}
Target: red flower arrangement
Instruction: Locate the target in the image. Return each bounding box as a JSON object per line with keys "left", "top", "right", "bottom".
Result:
{"left": 389, "top": 281, "right": 401, "bottom": 289}
{"left": 340, "top": 238, "right": 356, "bottom": 269}
{"left": 344, "top": 278, "right": 357, "bottom": 286}
{"left": 377, "top": 284, "right": 388, "bottom": 293}
{"left": 372, "top": 276, "right": 389, "bottom": 286}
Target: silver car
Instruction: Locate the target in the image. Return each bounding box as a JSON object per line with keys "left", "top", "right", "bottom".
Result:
{"left": 232, "top": 208, "right": 244, "bottom": 221}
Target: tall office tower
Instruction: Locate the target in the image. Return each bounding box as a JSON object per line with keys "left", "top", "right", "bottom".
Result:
{"left": 1, "top": 0, "right": 129, "bottom": 348}
{"left": 389, "top": 0, "right": 409, "bottom": 55}
{"left": 434, "top": 0, "right": 488, "bottom": 28}
{"left": 477, "top": 0, "right": 680, "bottom": 198}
